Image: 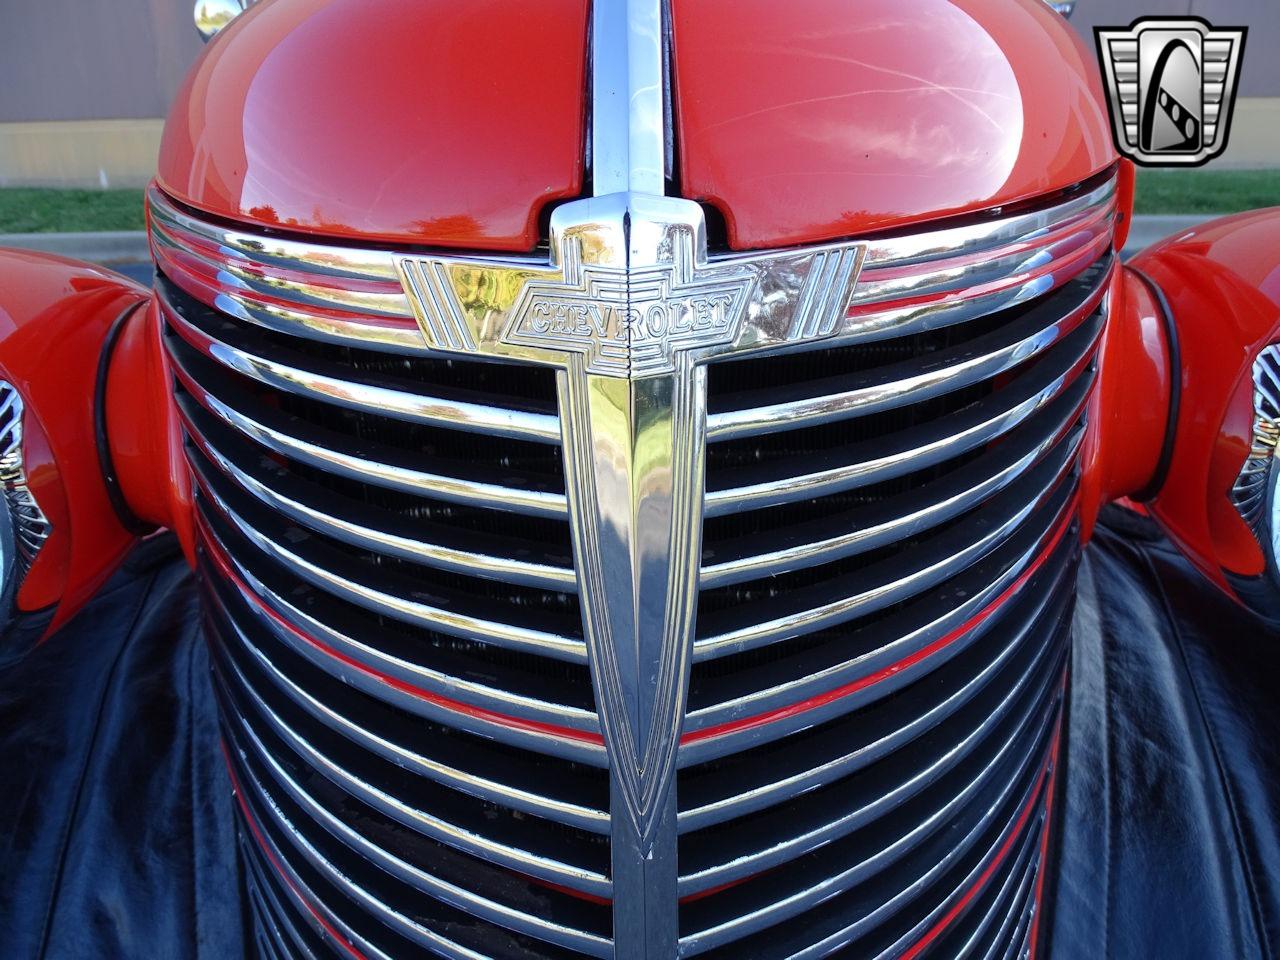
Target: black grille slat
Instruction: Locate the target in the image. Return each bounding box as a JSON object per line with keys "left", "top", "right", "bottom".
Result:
{"left": 159, "top": 273, "right": 563, "bottom": 441}
{"left": 164, "top": 324, "right": 569, "bottom": 512}
{"left": 677, "top": 617, "right": 1068, "bottom": 898}
{"left": 702, "top": 302, "right": 1103, "bottom": 515}
{"left": 928, "top": 811, "right": 1041, "bottom": 960}
{"left": 695, "top": 430, "right": 1084, "bottom": 657}
{"left": 680, "top": 691, "right": 1059, "bottom": 956}
{"left": 178, "top": 388, "right": 575, "bottom": 586}
{"left": 201, "top": 504, "right": 597, "bottom": 716}
{"left": 207, "top": 569, "right": 610, "bottom": 830}
{"left": 705, "top": 257, "right": 1107, "bottom": 427}
{"left": 190, "top": 441, "right": 582, "bottom": 640}
{"left": 216, "top": 664, "right": 613, "bottom": 948}
{"left": 685, "top": 472, "right": 1080, "bottom": 720}
{"left": 699, "top": 357, "right": 1093, "bottom": 585}
{"left": 228, "top": 733, "right": 598, "bottom": 960}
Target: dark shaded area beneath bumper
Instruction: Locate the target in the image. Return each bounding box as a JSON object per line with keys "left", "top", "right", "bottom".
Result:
{"left": 1051, "top": 508, "right": 1280, "bottom": 959}
{"left": 0, "top": 509, "right": 1276, "bottom": 959}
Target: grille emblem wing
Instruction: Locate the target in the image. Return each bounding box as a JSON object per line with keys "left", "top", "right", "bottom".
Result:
{"left": 398, "top": 193, "right": 864, "bottom": 849}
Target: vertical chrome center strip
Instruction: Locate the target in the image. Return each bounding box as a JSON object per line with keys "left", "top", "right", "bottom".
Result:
{"left": 395, "top": 7, "right": 864, "bottom": 949}
{"left": 586, "top": 3, "right": 689, "bottom": 951}
{"left": 590, "top": 0, "right": 668, "bottom": 197}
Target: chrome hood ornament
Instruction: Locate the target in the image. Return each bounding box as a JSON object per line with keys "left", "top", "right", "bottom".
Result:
{"left": 396, "top": 0, "right": 867, "bottom": 951}
{"left": 398, "top": 192, "right": 864, "bottom": 842}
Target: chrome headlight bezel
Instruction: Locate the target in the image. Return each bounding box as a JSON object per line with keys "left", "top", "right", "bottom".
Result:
{"left": 0, "top": 383, "right": 51, "bottom": 629}
{"left": 1230, "top": 344, "right": 1280, "bottom": 613}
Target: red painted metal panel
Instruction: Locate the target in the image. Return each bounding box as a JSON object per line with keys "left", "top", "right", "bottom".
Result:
{"left": 158, "top": 0, "right": 590, "bottom": 251}
{"left": 0, "top": 249, "right": 149, "bottom": 631}
{"left": 1079, "top": 265, "right": 1171, "bottom": 540}
{"left": 1131, "top": 208, "right": 1280, "bottom": 589}
{"left": 672, "top": 0, "right": 1116, "bottom": 249}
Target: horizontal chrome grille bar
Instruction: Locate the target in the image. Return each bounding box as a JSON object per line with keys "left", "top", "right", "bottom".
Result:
{"left": 678, "top": 692, "right": 1059, "bottom": 954}
{"left": 701, "top": 393, "right": 1087, "bottom": 590}
{"left": 238, "top": 823, "right": 407, "bottom": 960}
{"left": 150, "top": 224, "right": 424, "bottom": 340}
{"left": 838, "top": 228, "right": 1110, "bottom": 351}
{"left": 210, "top": 579, "right": 609, "bottom": 828}
{"left": 705, "top": 257, "right": 1107, "bottom": 444}
{"left": 148, "top": 186, "right": 409, "bottom": 283}
{"left": 160, "top": 279, "right": 562, "bottom": 444}
{"left": 167, "top": 343, "right": 568, "bottom": 518}
{"left": 677, "top": 620, "right": 1066, "bottom": 895}
{"left": 219, "top": 665, "right": 613, "bottom": 899}
{"left": 799, "top": 781, "right": 1045, "bottom": 960}
{"left": 244, "top": 854, "right": 318, "bottom": 960}
{"left": 229, "top": 748, "right": 577, "bottom": 960}
{"left": 202, "top": 536, "right": 603, "bottom": 750}
{"left": 196, "top": 480, "right": 588, "bottom": 664}
{"left": 703, "top": 308, "right": 1102, "bottom": 518}
{"left": 853, "top": 174, "right": 1116, "bottom": 274}
{"left": 694, "top": 458, "right": 1080, "bottom": 663}
{"left": 181, "top": 402, "right": 576, "bottom": 591}
{"left": 849, "top": 187, "right": 1114, "bottom": 308}
{"left": 683, "top": 492, "right": 1078, "bottom": 757}
{"left": 222, "top": 692, "right": 614, "bottom": 953}
{"left": 678, "top": 537, "right": 1074, "bottom": 826}
{"left": 943, "top": 813, "right": 1041, "bottom": 960}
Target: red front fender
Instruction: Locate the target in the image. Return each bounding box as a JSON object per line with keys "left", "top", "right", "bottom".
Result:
{"left": 1126, "top": 209, "right": 1280, "bottom": 617}
{"left": 0, "top": 249, "right": 152, "bottom": 641}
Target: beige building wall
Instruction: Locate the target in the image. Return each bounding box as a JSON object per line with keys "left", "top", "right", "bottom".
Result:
{"left": 0, "top": 0, "right": 199, "bottom": 188}
{"left": 1218, "top": 98, "right": 1280, "bottom": 169}
{"left": 0, "top": 121, "right": 166, "bottom": 189}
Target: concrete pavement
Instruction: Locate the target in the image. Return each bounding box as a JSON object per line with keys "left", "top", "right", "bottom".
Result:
{"left": 0, "top": 229, "right": 148, "bottom": 265}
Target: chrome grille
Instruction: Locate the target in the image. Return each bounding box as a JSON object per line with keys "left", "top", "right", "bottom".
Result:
{"left": 152, "top": 162, "right": 1115, "bottom": 959}
{"left": 672, "top": 176, "right": 1109, "bottom": 954}
{"left": 154, "top": 194, "right": 618, "bottom": 957}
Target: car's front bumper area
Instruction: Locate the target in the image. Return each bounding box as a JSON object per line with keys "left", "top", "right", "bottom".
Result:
{"left": 0, "top": 506, "right": 1277, "bottom": 960}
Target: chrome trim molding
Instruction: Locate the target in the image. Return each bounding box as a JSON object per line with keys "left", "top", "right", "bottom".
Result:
{"left": 590, "top": 0, "right": 668, "bottom": 197}
{"left": 0, "top": 383, "right": 51, "bottom": 624}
